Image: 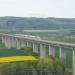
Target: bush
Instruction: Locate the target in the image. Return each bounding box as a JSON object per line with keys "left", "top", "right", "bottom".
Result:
{"left": 32, "top": 53, "right": 39, "bottom": 57}
{"left": 20, "top": 47, "right": 25, "bottom": 50}
{"left": 20, "top": 47, "right": 33, "bottom": 53}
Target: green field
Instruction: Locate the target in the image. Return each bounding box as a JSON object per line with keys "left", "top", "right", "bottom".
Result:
{"left": 23, "top": 29, "right": 60, "bottom": 32}
{"left": 23, "top": 29, "right": 73, "bottom": 32}
{"left": 22, "top": 29, "right": 71, "bottom": 40}
{"left": 0, "top": 43, "right": 32, "bottom": 57}
{"left": 23, "top": 29, "right": 71, "bottom": 35}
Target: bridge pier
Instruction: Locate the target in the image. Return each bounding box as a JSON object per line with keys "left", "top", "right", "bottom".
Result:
{"left": 40, "top": 44, "right": 46, "bottom": 59}
{"left": 33, "top": 43, "right": 38, "bottom": 53}
{"left": 4, "top": 36, "right": 8, "bottom": 48}
{"left": 2, "top": 36, "right": 11, "bottom": 48}
{"left": 11, "top": 37, "right": 16, "bottom": 48}
{"left": 27, "top": 41, "right": 32, "bottom": 47}
{"left": 59, "top": 47, "right": 66, "bottom": 60}
{"left": 73, "top": 49, "right": 75, "bottom": 75}
{"left": 16, "top": 39, "right": 21, "bottom": 49}
{"left": 6, "top": 37, "right": 12, "bottom": 48}
{"left": 20, "top": 40, "right": 25, "bottom": 48}
{"left": 1, "top": 36, "right": 5, "bottom": 43}
{"left": 49, "top": 45, "right": 55, "bottom": 57}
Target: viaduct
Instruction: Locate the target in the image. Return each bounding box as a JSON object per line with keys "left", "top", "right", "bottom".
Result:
{"left": 0, "top": 33, "right": 75, "bottom": 75}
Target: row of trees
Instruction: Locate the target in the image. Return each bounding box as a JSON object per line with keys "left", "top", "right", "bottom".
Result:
{"left": 0, "top": 56, "right": 72, "bottom": 75}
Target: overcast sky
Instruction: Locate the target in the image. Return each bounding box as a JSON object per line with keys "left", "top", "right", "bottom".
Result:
{"left": 0, "top": 0, "right": 75, "bottom": 18}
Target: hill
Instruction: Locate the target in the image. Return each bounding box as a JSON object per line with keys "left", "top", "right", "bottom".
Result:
{"left": 0, "top": 16, "right": 75, "bottom": 30}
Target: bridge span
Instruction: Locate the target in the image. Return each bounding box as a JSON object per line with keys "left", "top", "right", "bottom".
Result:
{"left": 0, "top": 33, "right": 75, "bottom": 75}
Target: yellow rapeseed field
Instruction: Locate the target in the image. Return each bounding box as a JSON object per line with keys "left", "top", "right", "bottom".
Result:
{"left": 23, "top": 30, "right": 59, "bottom": 32}
{"left": 0, "top": 56, "right": 37, "bottom": 63}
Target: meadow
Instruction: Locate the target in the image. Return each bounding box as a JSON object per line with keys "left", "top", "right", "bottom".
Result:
{"left": 0, "top": 42, "right": 34, "bottom": 57}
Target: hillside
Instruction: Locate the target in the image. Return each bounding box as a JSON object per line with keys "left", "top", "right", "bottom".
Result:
{"left": 0, "top": 16, "right": 75, "bottom": 30}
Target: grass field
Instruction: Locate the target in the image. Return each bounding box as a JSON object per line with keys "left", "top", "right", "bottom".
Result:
{"left": 0, "top": 48, "right": 32, "bottom": 57}
{"left": 0, "top": 43, "right": 32, "bottom": 57}
{"left": 23, "top": 29, "right": 72, "bottom": 32}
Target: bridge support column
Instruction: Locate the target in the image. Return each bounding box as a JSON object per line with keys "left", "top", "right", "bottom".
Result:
{"left": 6, "top": 37, "right": 12, "bottom": 48}
{"left": 1, "top": 36, "right": 5, "bottom": 43}
{"left": 11, "top": 37, "right": 16, "bottom": 48}
{"left": 33, "top": 43, "right": 38, "bottom": 53}
{"left": 49, "top": 45, "right": 55, "bottom": 57}
{"left": 4, "top": 36, "right": 8, "bottom": 47}
{"left": 73, "top": 49, "right": 75, "bottom": 75}
{"left": 40, "top": 44, "right": 46, "bottom": 59}
{"left": 16, "top": 39, "right": 21, "bottom": 49}
{"left": 21, "top": 40, "right": 25, "bottom": 48}
{"left": 27, "top": 41, "right": 32, "bottom": 47}
{"left": 59, "top": 47, "right": 66, "bottom": 60}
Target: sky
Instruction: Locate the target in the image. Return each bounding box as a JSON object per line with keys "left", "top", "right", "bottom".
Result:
{"left": 0, "top": 0, "right": 75, "bottom": 18}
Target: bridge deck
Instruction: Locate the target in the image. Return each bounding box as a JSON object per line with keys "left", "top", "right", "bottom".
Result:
{"left": 1, "top": 33, "right": 75, "bottom": 49}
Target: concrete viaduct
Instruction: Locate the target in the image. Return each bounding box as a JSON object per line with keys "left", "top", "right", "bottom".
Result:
{"left": 0, "top": 33, "right": 75, "bottom": 75}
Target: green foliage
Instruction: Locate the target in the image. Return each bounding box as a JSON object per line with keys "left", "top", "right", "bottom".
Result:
{"left": 0, "top": 17, "right": 75, "bottom": 31}
{"left": 32, "top": 53, "right": 39, "bottom": 57}
{"left": 21, "top": 47, "right": 39, "bottom": 57}
{"left": 0, "top": 57, "right": 72, "bottom": 75}
{"left": 21, "top": 47, "right": 33, "bottom": 53}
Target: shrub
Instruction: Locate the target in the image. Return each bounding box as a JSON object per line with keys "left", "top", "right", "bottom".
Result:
{"left": 20, "top": 47, "right": 33, "bottom": 53}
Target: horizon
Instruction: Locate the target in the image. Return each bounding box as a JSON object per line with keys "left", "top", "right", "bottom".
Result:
{"left": 1, "top": 16, "right": 75, "bottom": 19}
